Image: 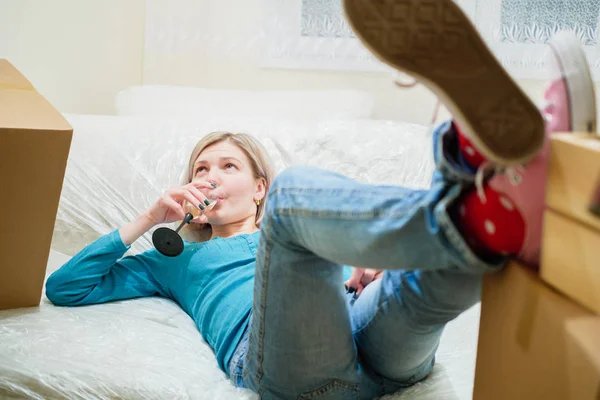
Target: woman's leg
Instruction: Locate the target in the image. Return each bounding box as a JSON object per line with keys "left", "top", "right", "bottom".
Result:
{"left": 243, "top": 233, "right": 381, "bottom": 399}
{"left": 347, "top": 121, "right": 487, "bottom": 384}
{"left": 347, "top": 120, "right": 487, "bottom": 384}
{"left": 348, "top": 268, "right": 482, "bottom": 387}
{"left": 243, "top": 122, "right": 503, "bottom": 399}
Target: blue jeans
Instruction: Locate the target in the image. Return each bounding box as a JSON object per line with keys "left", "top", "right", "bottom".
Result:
{"left": 233, "top": 121, "right": 505, "bottom": 399}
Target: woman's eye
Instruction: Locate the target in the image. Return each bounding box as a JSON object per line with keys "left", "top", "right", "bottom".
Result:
{"left": 196, "top": 167, "right": 207, "bottom": 174}
{"left": 225, "top": 163, "right": 236, "bottom": 169}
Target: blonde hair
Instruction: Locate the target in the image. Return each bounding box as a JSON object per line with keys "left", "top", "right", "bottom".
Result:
{"left": 180, "top": 131, "right": 275, "bottom": 242}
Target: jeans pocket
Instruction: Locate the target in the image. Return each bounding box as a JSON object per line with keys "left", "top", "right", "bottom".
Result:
{"left": 298, "top": 379, "right": 360, "bottom": 400}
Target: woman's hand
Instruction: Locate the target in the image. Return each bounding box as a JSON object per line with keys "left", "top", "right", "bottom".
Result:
{"left": 143, "top": 181, "right": 216, "bottom": 225}
{"left": 344, "top": 267, "right": 383, "bottom": 298}
{"left": 119, "top": 181, "right": 216, "bottom": 246}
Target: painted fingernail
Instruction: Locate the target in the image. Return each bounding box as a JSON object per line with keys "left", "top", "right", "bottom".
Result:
{"left": 346, "top": 286, "right": 356, "bottom": 294}
{"left": 210, "top": 183, "right": 217, "bottom": 188}
{"left": 204, "top": 199, "right": 210, "bottom": 206}
{"left": 198, "top": 204, "right": 205, "bottom": 211}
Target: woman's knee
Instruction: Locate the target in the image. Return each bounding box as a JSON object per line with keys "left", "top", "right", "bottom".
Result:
{"left": 264, "top": 166, "right": 307, "bottom": 220}
{"left": 263, "top": 165, "right": 328, "bottom": 236}
{"left": 269, "top": 166, "right": 318, "bottom": 193}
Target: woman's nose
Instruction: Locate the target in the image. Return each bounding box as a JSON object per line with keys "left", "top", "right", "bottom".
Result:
{"left": 206, "top": 173, "right": 220, "bottom": 187}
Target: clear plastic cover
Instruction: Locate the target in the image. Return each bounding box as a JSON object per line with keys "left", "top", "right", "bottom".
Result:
{"left": 0, "top": 110, "right": 480, "bottom": 399}
{"left": 51, "top": 114, "right": 435, "bottom": 256}
{"left": 0, "top": 250, "right": 256, "bottom": 400}
{"left": 0, "top": 251, "right": 479, "bottom": 400}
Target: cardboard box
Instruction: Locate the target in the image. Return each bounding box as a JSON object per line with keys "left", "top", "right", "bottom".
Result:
{"left": 474, "top": 262, "right": 600, "bottom": 400}
{"left": 0, "top": 60, "right": 72, "bottom": 310}
{"left": 547, "top": 133, "right": 600, "bottom": 232}
{"left": 565, "top": 318, "right": 600, "bottom": 400}
{"left": 542, "top": 210, "right": 600, "bottom": 313}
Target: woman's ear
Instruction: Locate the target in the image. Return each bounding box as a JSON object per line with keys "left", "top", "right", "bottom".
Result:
{"left": 255, "top": 177, "right": 267, "bottom": 201}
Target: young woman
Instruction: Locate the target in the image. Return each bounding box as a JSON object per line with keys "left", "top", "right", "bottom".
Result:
{"left": 47, "top": 1, "right": 596, "bottom": 398}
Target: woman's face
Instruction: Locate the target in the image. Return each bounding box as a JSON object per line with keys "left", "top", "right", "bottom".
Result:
{"left": 192, "top": 140, "right": 265, "bottom": 226}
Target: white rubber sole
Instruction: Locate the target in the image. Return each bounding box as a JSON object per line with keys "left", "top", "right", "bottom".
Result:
{"left": 343, "top": 0, "right": 546, "bottom": 166}
{"left": 548, "top": 31, "right": 597, "bottom": 133}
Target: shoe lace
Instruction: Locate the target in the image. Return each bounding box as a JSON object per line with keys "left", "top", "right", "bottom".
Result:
{"left": 475, "top": 162, "right": 525, "bottom": 203}
{"left": 393, "top": 74, "right": 417, "bottom": 89}
{"left": 472, "top": 98, "right": 544, "bottom": 197}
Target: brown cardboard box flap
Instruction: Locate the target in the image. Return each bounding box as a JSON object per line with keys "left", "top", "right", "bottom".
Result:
{"left": 547, "top": 133, "right": 600, "bottom": 233}
{"left": 0, "top": 61, "right": 71, "bottom": 131}
{"left": 0, "top": 59, "right": 34, "bottom": 90}
{"left": 566, "top": 318, "right": 600, "bottom": 370}
{"left": 474, "top": 262, "right": 597, "bottom": 400}
{"left": 542, "top": 210, "right": 600, "bottom": 313}
{"left": 565, "top": 318, "right": 600, "bottom": 400}
{"left": 0, "top": 59, "right": 72, "bottom": 310}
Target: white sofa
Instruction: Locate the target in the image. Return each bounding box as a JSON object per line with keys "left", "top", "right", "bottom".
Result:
{"left": 0, "top": 88, "right": 480, "bottom": 399}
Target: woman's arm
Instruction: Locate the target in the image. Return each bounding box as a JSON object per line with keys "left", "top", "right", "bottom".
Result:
{"left": 119, "top": 213, "right": 157, "bottom": 246}
{"left": 46, "top": 215, "right": 168, "bottom": 306}
{"left": 46, "top": 181, "right": 215, "bottom": 307}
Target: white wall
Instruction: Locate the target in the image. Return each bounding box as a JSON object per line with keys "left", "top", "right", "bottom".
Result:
{"left": 142, "top": 0, "right": 440, "bottom": 122}
{"left": 0, "top": 0, "right": 572, "bottom": 123}
{"left": 0, "top": 0, "right": 145, "bottom": 115}
{"left": 142, "top": 0, "right": 553, "bottom": 124}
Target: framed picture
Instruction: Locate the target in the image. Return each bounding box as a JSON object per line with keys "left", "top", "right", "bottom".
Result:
{"left": 262, "top": 0, "right": 600, "bottom": 80}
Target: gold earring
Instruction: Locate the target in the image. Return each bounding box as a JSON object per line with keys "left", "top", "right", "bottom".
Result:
{"left": 255, "top": 199, "right": 261, "bottom": 206}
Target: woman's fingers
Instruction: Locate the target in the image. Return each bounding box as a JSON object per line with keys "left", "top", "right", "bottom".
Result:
{"left": 360, "top": 269, "right": 381, "bottom": 286}
{"left": 162, "top": 196, "right": 186, "bottom": 219}
{"left": 148, "top": 182, "right": 217, "bottom": 225}
{"left": 356, "top": 284, "right": 365, "bottom": 298}
{"left": 344, "top": 267, "right": 367, "bottom": 297}
{"left": 165, "top": 188, "right": 204, "bottom": 221}
{"left": 345, "top": 268, "right": 365, "bottom": 292}
{"left": 360, "top": 270, "right": 375, "bottom": 286}
{"left": 188, "top": 183, "right": 218, "bottom": 211}
{"left": 181, "top": 188, "right": 211, "bottom": 213}
{"left": 187, "top": 185, "right": 210, "bottom": 207}
{"left": 344, "top": 268, "right": 384, "bottom": 299}
{"left": 170, "top": 187, "right": 208, "bottom": 213}
{"left": 190, "top": 181, "right": 216, "bottom": 191}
